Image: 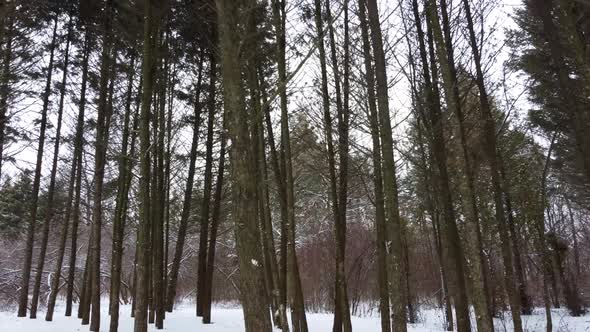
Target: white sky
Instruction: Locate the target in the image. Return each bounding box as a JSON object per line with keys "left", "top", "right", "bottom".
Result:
{"left": 3, "top": 0, "right": 531, "bottom": 186}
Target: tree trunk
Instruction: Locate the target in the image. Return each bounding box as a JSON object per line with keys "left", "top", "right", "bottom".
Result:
{"left": 135, "top": 1, "right": 158, "bottom": 331}
{"left": 152, "top": 29, "right": 168, "bottom": 329}
{"left": 260, "top": 72, "right": 291, "bottom": 332}
{"left": 17, "top": 15, "right": 58, "bottom": 318}
{"left": 0, "top": 3, "right": 14, "bottom": 179}
{"left": 65, "top": 29, "right": 91, "bottom": 318}
{"left": 326, "top": 1, "right": 352, "bottom": 330}
{"left": 422, "top": 1, "right": 472, "bottom": 331}
{"left": 216, "top": 0, "right": 272, "bottom": 330}
{"left": 165, "top": 52, "right": 205, "bottom": 312}
{"left": 201, "top": 130, "right": 226, "bottom": 324}
{"left": 30, "top": 14, "right": 71, "bottom": 316}
{"left": 202, "top": 128, "right": 227, "bottom": 324}
{"left": 538, "top": 132, "right": 558, "bottom": 332}
{"left": 43, "top": 15, "right": 74, "bottom": 321}
{"left": 196, "top": 53, "right": 217, "bottom": 318}
{"left": 365, "top": 1, "right": 408, "bottom": 330}
{"left": 460, "top": 1, "right": 522, "bottom": 329}
{"left": 109, "top": 55, "right": 139, "bottom": 332}
{"left": 357, "top": 1, "right": 390, "bottom": 330}
{"left": 89, "top": 14, "right": 116, "bottom": 329}
{"left": 256, "top": 107, "right": 283, "bottom": 329}
{"left": 81, "top": 226, "right": 95, "bottom": 324}
{"left": 270, "top": 0, "right": 308, "bottom": 330}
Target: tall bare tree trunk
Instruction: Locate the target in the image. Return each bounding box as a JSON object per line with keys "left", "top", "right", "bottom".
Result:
{"left": 17, "top": 15, "right": 58, "bottom": 318}
{"left": 81, "top": 228, "right": 94, "bottom": 324}
{"left": 260, "top": 72, "right": 291, "bottom": 332}
{"left": 327, "top": 1, "right": 352, "bottom": 330}
{"left": 460, "top": 1, "right": 522, "bottom": 330}
{"left": 65, "top": 29, "right": 91, "bottom": 318}
{"left": 269, "top": 0, "right": 308, "bottom": 330}
{"left": 109, "top": 56, "right": 139, "bottom": 332}
{"left": 202, "top": 128, "right": 227, "bottom": 324}
{"left": 312, "top": 2, "right": 353, "bottom": 331}
{"left": 152, "top": 28, "right": 168, "bottom": 329}
{"left": 357, "top": 1, "right": 390, "bottom": 330}
{"left": 43, "top": 15, "right": 74, "bottom": 321}
{"left": 216, "top": 0, "right": 272, "bottom": 330}
{"left": 365, "top": 0, "right": 408, "bottom": 330}
{"left": 165, "top": 52, "right": 205, "bottom": 312}
{"left": 196, "top": 53, "right": 216, "bottom": 318}
{"left": 423, "top": 1, "right": 472, "bottom": 330}
{"left": 89, "top": 5, "right": 116, "bottom": 329}
{"left": 135, "top": 0, "right": 158, "bottom": 331}
{"left": 538, "top": 132, "right": 558, "bottom": 332}
{"left": 0, "top": 3, "right": 14, "bottom": 179}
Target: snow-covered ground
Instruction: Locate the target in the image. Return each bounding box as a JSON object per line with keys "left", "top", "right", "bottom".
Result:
{"left": 1, "top": 303, "right": 588, "bottom": 331}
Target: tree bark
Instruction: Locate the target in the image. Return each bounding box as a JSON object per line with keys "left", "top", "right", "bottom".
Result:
{"left": 89, "top": 8, "right": 116, "bottom": 328}
{"left": 109, "top": 55, "right": 139, "bottom": 332}
{"left": 202, "top": 126, "right": 227, "bottom": 324}
{"left": 65, "top": 29, "right": 91, "bottom": 318}
{"left": 270, "top": 0, "right": 308, "bottom": 330}
{"left": 365, "top": 1, "right": 408, "bottom": 330}
{"left": 44, "top": 15, "right": 74, "bottom": 321}
{"left": 422, "top": 1, "right": 472, "bottom": 330}
{"left": 260, "top": 72, "right": 291, "bottom": 332}
{"left": 135, "top": 0, "right": 158, "bottom": 331}
{"left": 357, "top": 1, "right": 390, "bottom": 330}
{"left": 165, "top": 51, "right": 205, "bottom": 312}
{"left": 196, "top": 52, "right": 217, "bottom": 318}
{"left": 17, "top": 15, "right": 58, "bottom": 318}
{"left": 326, "top": 1, "right": 352, "bottom": 330}
{"left": 0, "top": 3, "right": 14, "bottom": 179}
{"left": 216, "top": 0, "right": 272, "bottom": 330}
{"left": 460, "top": 1, "right": 522, "bottom": 329}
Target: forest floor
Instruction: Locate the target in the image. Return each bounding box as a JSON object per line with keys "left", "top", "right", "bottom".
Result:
{"left": 0, "top": 302, "right": 588, "bottom": 331}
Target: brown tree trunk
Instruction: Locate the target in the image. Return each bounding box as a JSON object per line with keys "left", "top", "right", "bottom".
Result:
{"left": 89, "top": 11, "right": 116, "bottom": 328}
{"left": 312, "top": 1, "right": 353, "bottom": 331}
{"left": 109, "top": 56, "right": 139, "bottom": 332}
{"left": 423, "top": 1, "right": 472, "bottom": 330}
{"left": 357, "top": 1, "right": 390, "bottom": 329}
{"left": 0, "top": 3, "right": 14, "bottom": 179}
{"left": 538, "top": 132, "right": 558, "bottom": 332}
{"left": 260, "top": 72, "right": 291, "bottom": 332}
{"left": 202, "top": 128, "right": 227, "bottom": 324}
{"left": 81, "top": 226, "right": 95, "bottom": 324}
{"left": 328, "top": 1, "right": 352, "bottom": 330}
{"left": 365, "top": 1, "right": 408, "bottom": 330}
{"left": 135, "top": 1, "right": 158, "bottom": 331}
{"left": 270, "top": 0, "right": 308, "bottom": 330}
{"left": 165, "top": 51, "right": 205, "bottom": 312}
{"left": 215, "top": 0, "right": 272, "bottom": 330}
{"left": 152, "top": 29, "right": 168, "bottom": 329}
{"left": 65, "top": 29, "right": 91, "bottom": 318}
{"left": 423, "top": 26, "right": 454, "bottom": 331}
{"left": 30, "top": 15, "right": 70, "bottom": 315}
{"left": 196, "top": 53, "right": 217, "bottom": 318}
{"left": 460, "top": 1, "right": 522, "bottom": 329}
{"left": 44, "top": 15, "right": 74, "bottom": 321}
{"left": 17, "top": 15, "right": 58, "bottom": 318}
